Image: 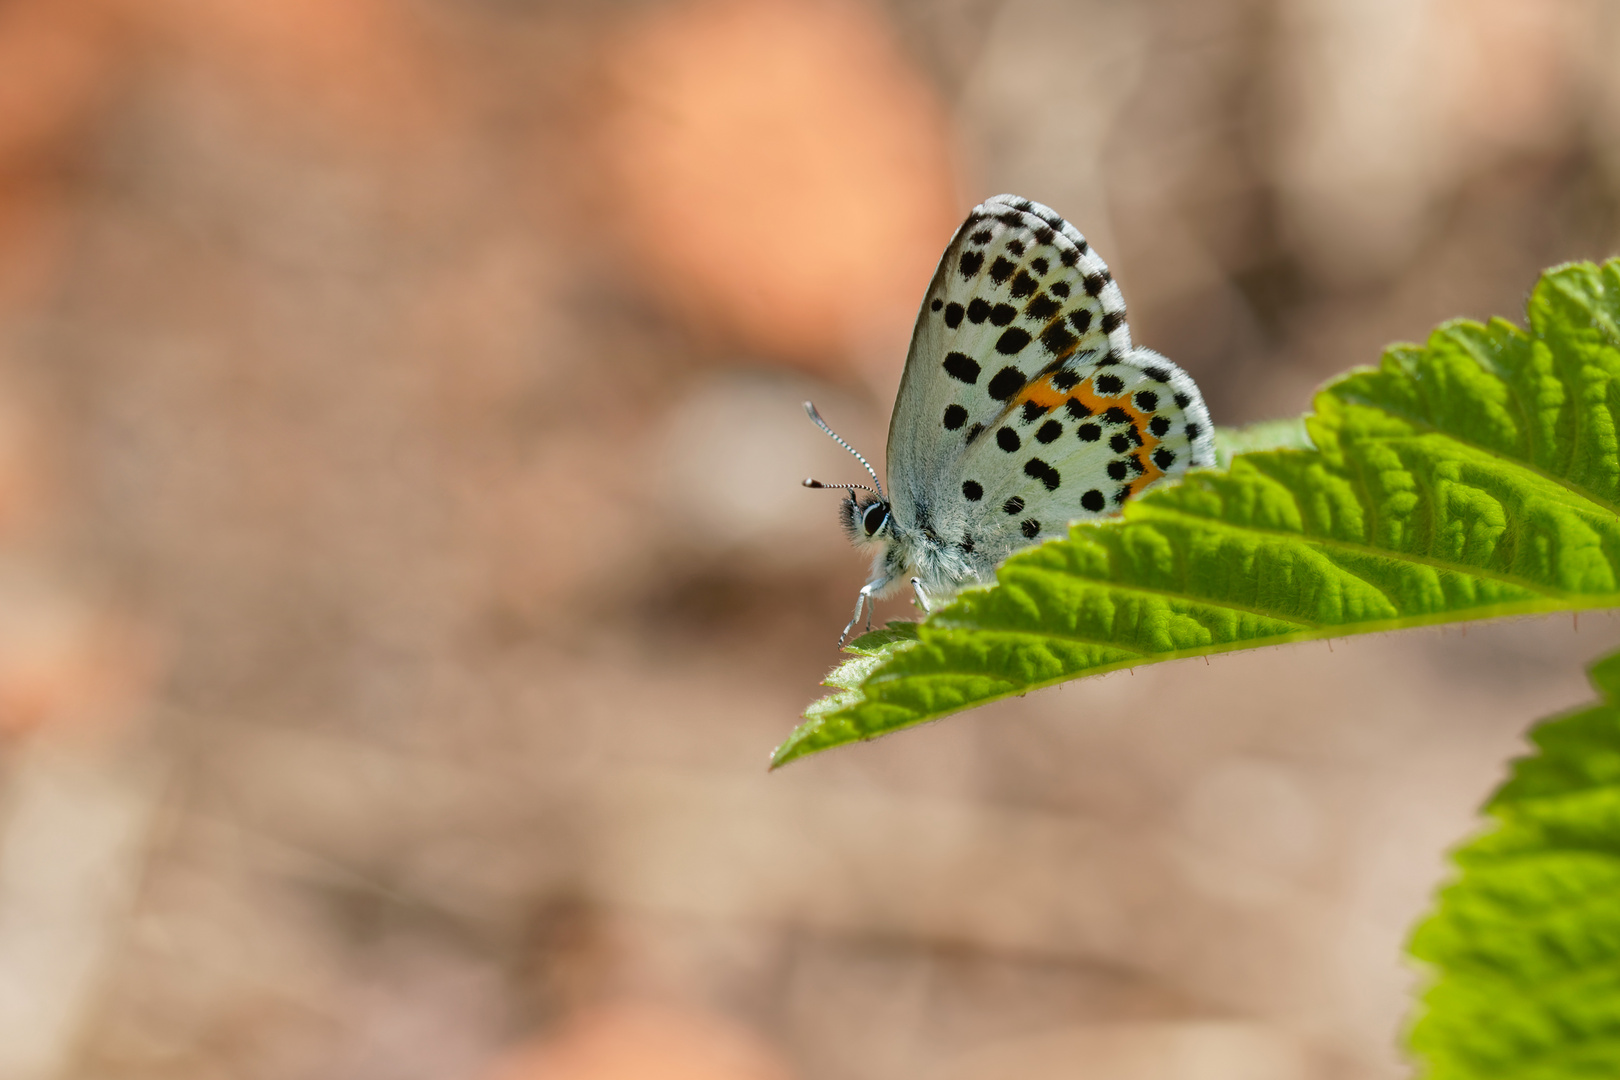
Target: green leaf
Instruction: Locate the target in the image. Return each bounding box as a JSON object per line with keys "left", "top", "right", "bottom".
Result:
{"left": 1212, "top": 416, "right": 1315, "bottom": 468}
{"left": 774, "top": 260, "right": 1620, "bottom": 768}
{"left": 1407, "top": 646, "right": 1620, "bottom": 1078}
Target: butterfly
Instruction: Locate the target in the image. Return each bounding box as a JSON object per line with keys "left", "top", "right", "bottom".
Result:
{"left": 805, "top": 194, "right": 1215, "bottom": 646}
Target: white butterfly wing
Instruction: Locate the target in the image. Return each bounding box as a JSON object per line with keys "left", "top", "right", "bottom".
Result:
{"left": 885, "top": 195, "right": 1214, "bottom": 571}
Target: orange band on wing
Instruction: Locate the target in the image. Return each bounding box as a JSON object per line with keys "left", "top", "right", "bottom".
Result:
{"left": 1012, "top": 371, "right": 1166, "bottom": 499}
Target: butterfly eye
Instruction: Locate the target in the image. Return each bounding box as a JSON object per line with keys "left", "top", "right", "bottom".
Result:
{"left": 862, "top": 502, "right": 889, "bottom": 537}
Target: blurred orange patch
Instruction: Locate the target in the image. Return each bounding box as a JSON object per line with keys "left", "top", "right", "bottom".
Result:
{"left": 0, "top": 0, "right": 122, "bottom": 311}
{"left": 0, "top": 0, "right": 120, "bottom": 171}
{"left": 0, "top": 579, "right": 160, "bottom": 741}
{"left": 600, "top": 0, "right": 958, "bottom": 380}
{"left": 484, "top": 1002, "right": 793, "bottom": 1080}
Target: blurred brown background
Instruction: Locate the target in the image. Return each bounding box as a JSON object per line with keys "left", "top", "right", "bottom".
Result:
{"left": 2, "top": 1, "right": 1620, "bottom": 1078}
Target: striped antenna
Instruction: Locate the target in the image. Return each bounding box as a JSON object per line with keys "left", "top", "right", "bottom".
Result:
{"left": 803, "top": 402, "right": 883, "bottom": 499}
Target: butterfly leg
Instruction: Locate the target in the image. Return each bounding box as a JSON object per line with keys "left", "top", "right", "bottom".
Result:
{"left": 910, "top": 577, "right": 931, "bottom": 614}
{"left": 838, "top": 584, "right": 876, "bottom": 649}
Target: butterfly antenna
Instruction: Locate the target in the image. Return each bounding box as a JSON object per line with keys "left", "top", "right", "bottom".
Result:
{"left": 803, "top": 402, "right": 883, "bottom": 498}
{"left": 802, "top": 479, "right": 880, "bottom": 496}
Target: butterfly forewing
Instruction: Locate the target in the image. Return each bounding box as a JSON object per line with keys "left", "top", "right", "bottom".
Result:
{"left": 887, "top": 197, "right": 1122, "bottom": 498}
{"left": 886, "top": 195, "right": 1213, "bottom": 568}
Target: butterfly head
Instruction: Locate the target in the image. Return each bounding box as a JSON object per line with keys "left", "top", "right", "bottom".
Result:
{"left": 839, "top": 493, "right": 891, "bottom": 545}
{"left": 802, "top": 401, "right": 892, "bottom": 549}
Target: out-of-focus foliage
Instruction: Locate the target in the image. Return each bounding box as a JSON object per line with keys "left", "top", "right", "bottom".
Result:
{"left": 777, "top": 260, "right": 1620, "bottom": 766}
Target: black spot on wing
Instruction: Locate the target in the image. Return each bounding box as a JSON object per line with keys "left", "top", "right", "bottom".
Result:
{"left": 1003, "top": 496, "right": 1024, "bottom": 514}
{"left": 990, "top": 303, "right": 1016, "bottom": 326}
{"left": 944, "top": 302, "right": 964, "bottom": 328}
{"left": 1064, "top": 397, "right": 1091, "bottom": 419}
{"left": 1040, "top": 323, "right": 1077, "bottom": 356}
{"left": 1021, "top": 518, "right": 1041, "bottom": 538}
{"left": 1060, "top": 248, "right": 1079, "bottom": 268}
{"left": 1083, "top": 274, "right": 1106, "bottom": 296}
{"left": 1104, "top": 406, "right": 1129, "bottom": 424}
{"left": 1101, "top": 311, "right": 1125, "bottom": 333}
{"left": 1153, "top": 448, "right": 1175, "bottom": 469}
{"left": 1077, "top": 422, "right": 1101, "bottom": 441}
{"left": 1107, "top": 460, "right": 1127, "bottom": 480}
{"left": 943, "top": 352, "right": 980, "bottom": 383}
{"left": 931, "top": 298, "right": 943, "bottom": 311}
{"left": 995, "top": 328, "right": 1032, "bottom": 354}
{"left": 943, "top": 404, "right": 967, "bottom": 430}
{"left": 1080, "top": 489, "right": 1105, "bottom": 512}
{"left": 1020, "top": 400, "right": 1049, "bottom": 422}
{"left": 1050, "top": 281, "right": 1070, "bottom": 298}
{"left": 996, "top": 427, "right": 1021, "bottom": 452}
{"left": 1134, "top": 390, "right": 1159, "bottom": 411}
{"left": 962, "top": 479, "right": 983, "bottom": 501}
{"left": 1035, "top": 419, "right": 1062, "bottom": 443}
{"left": 959, "top": 250, "right": 984, "bottom": 278}
{"left": 968, "top": 298, "right": 991, "bottom": 324}
{"left": 1024, "top": 458, "right": 1060, "bottom": 491}
{"left": 989, "top": 256, "right": 1017, "bottom": 283}
{"left": 1144, "top": 366, "right": 1170, "bottom": 382}
{"left": 988, "top": 367, "right": 1026, "bottom": 401}
{"left": 1095, "top": 374, "right": 1123, "bottom": 394}
{"left": 1033, "top": 226, "right": 1055, "bottom": 245}
{"left": 1175, "top": 393, "right": 1191, "bottom": 408}
{"left": 1184, "top": 421, "right": 1200, "bottom": 438}
{"left": 971, "top": 228, "right": 993, "bottom": 245}
{"left": 1150, "top": 416, "right": 1170, "bottom": 437}
{"left": 1067, "top": 309, "right": 1091, "bottom": 333}
{"left": 965, "top": 422, "right": 985, "bottom": 443}
{"left": 1010, "top": 271, "right": 1038, "bottom": 298}
{"left": 1007, "top": 239, "right": 1025, "bottom": 257}
{"left": 1053, "top": 371, "right": 1080, "bottom": 392}
{"left": 1030, "top": 257, "right": 1049, "bottom": 275}
{"left": 1025, "top": 294, "right": 1061, "bottom": 321}
{"left": 1110, "top": 433, "right": 1130, "bottom": 453}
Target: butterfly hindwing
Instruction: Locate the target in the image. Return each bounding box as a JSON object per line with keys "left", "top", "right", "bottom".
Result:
{"left": 950, "top": 346, "right": 1211, "bottom": 564}
{"left": 885, "top": 195, "right": 1214, "bottom": 568}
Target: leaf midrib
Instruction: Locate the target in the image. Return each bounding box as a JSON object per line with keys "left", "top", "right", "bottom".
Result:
{"left": 983, "top": 560, "right": 1328, "bottom": 628}
{"left": 1136, "top": 505, "right": 1571, "bottom": 602}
